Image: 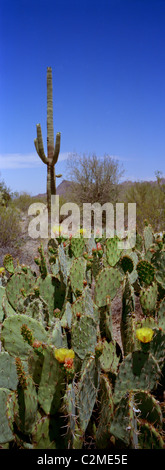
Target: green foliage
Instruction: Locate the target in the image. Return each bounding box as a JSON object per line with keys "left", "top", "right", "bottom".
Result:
{"left": 124, "top": 177, "right": 165, "bottom": 232}
{"left": 0, "top": 222, "right": 164, "bottom": 449}
{"left": 0, "top": 206, "right": 21, "bottom": 247}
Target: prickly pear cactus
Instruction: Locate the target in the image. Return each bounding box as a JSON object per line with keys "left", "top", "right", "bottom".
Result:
{"left": 106, "top": 236, "right": 122, "bottom": 267}
{"left": 76, "top": 355, "right": 100, "bottom": 432}
{"left": 140, "top": 282, "right": 158, "bottom": 315}
{"left": 113, "top": 350, "right": 161, "bottom": 404}
{"left": 94, "top": 266, "right": 123, "bottom": 307}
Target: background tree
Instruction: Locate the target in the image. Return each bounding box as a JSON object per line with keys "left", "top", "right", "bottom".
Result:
{"left": 66, "top": 153, "right": 124, "bottom": 205}
{"left": 124, "top": 174, "right": 165, "bottom": 232}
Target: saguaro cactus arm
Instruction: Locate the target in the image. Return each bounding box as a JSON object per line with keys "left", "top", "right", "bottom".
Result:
{"left": 52, "top": 132, "right": 61, "bottom": 165}
{"left": 34, "top": 124, "right": 48, "bottom": 164}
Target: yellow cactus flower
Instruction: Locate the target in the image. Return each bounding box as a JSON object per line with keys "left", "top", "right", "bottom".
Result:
{"left": 52, "top": 225, "right": 64, "bottom": 236}
{"left": 79, "top": 228, "right": 86, "bottom": 236}
{"left": 54, "top": 348, "right": 75, "bottom": 363}
{"left": 136, "top": 327, "right": 154, "bottom": 343}
{"left": 0, "top": 267, "right": 5, "bottom": 274}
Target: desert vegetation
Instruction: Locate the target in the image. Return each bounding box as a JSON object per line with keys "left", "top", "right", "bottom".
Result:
{"left": 0, "top": 68, "right": 164, "bottom": 451}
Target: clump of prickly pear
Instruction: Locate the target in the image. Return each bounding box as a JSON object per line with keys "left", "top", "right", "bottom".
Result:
{"left": 137, "top": 260, "right": 155, "bottom": 286}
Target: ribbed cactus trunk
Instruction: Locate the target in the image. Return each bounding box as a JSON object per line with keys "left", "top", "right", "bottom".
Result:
{"left": 34, "top": 67, "right": 61, "bottom": 237}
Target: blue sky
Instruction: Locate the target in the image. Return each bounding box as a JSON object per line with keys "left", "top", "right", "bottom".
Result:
{"left": 0, "top": 0, "right": 165, "bottom": 195}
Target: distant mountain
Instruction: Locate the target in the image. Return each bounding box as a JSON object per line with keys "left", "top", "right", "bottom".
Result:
{"left": 34, "top": 177, "right": 165, "bottom": 199}
{"left": 34, "top": 180, "right": 74, "bottom": 199}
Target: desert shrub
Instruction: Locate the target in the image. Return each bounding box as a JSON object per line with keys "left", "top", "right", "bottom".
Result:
{"left": 0, "top": 205, "right": 21, "bottom": 247}
{"left": 11, "top": 192, "right": 47, "bottom": 213}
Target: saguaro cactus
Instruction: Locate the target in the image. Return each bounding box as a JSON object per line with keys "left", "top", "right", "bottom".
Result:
{"left": 34, "top": 67, "right": 61, "bottom": 236}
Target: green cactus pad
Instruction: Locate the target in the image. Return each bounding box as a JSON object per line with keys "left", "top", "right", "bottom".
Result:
{"left": 0, "top": 388, "right": 15, "bottom": 444}
{"left": 110, "top": 392, "right": 138, "bottom": 447}
{"left": 96, "top": 374, "right": 114, "bottom": 449}
{"left": 113, "top": 350, "right": 161, "bottom": 404}
{"left": 94, "top": 266, "right": 123, "bottom": 307}
{"left": 110, "top": 388, "right": 163, "bottom": 448}
{"left": 106, "top": 236, "right": 122, "bottom": 267}
{"left": 77, "top": 356, "right": 100, "bottom": 432}
{"left": 0, "top": 352, "right": 18, "bottom": 390}
{"left": 72, "top": 315, "right": 97, "bottom": 360}
{"left": 32, "top": 414, "right": 57, "bottom": 449}
{"left": 121, "top": 276, "right": 135, "bottom": 356}
{"left": 70, "top": 236, "right": 86, "bottom": 258}
{"left": 20, "top": 292, "right": 49, "bottom": 327}
{"left": 140, "top": 282, "right": 158, "bottom": 315}
{"left": 3, "top": 254, "right": 15, "bottom": 275}
{"left": 6, "top": 270, "right": 36, "bottom": 311}
{"left": 151, "top": 251, "right": 165, "bottom": 290}
{"left": 1, "top": 314, "right": 47, "bottom": 359}
{"left": 71, "top": 286, "right": 99, "bottom": 324}
{"left": 63, "top": 382, "right": 77, "bottom": 442}
{"left": 99, "top": 341, "right": 120, "bottom": 375}
{"left": 61, "top": 301, "right": 72, "bottom": 329}
{"left": 134, "top": 390, "right": 162, "bottom": 427}
{"left": 38, "top": 346, "right": 65, "bottom": 415}
{"left": 36, "top": 274, "right": 66, "bottom": 319}
{"left": 70, "top": 258, "right": 86, "bottom": 295}
{"left": 58, "top": 244, "right": 71, "bottom": 284}
{"left": 14, "top": 375, "right": 38, "bottom": 435}
{"left": 144, "top": 225, "right": 153, "bottom": 252}
{"left": 0, "top": 286, "right": 5, "bottom": 322}
{"left": 137, "top": 260, "right": 155, "bottom": 286}
{"left": 120, "top": 255, "right": 134, "bottom": 274}
{"left": 138, "top": 421, "right": 164, "bottom": 449}
{"left": 157, "top": 298, "right": 165, "bottom": 330}
{"left": 48, "top": 319, "right": 68, "bottom": 349}
{"left": 149, "top": 328, "right": 165, "bottom": 368}
{"left": 1, "top": 291, "right": 16, "bottom": 318}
